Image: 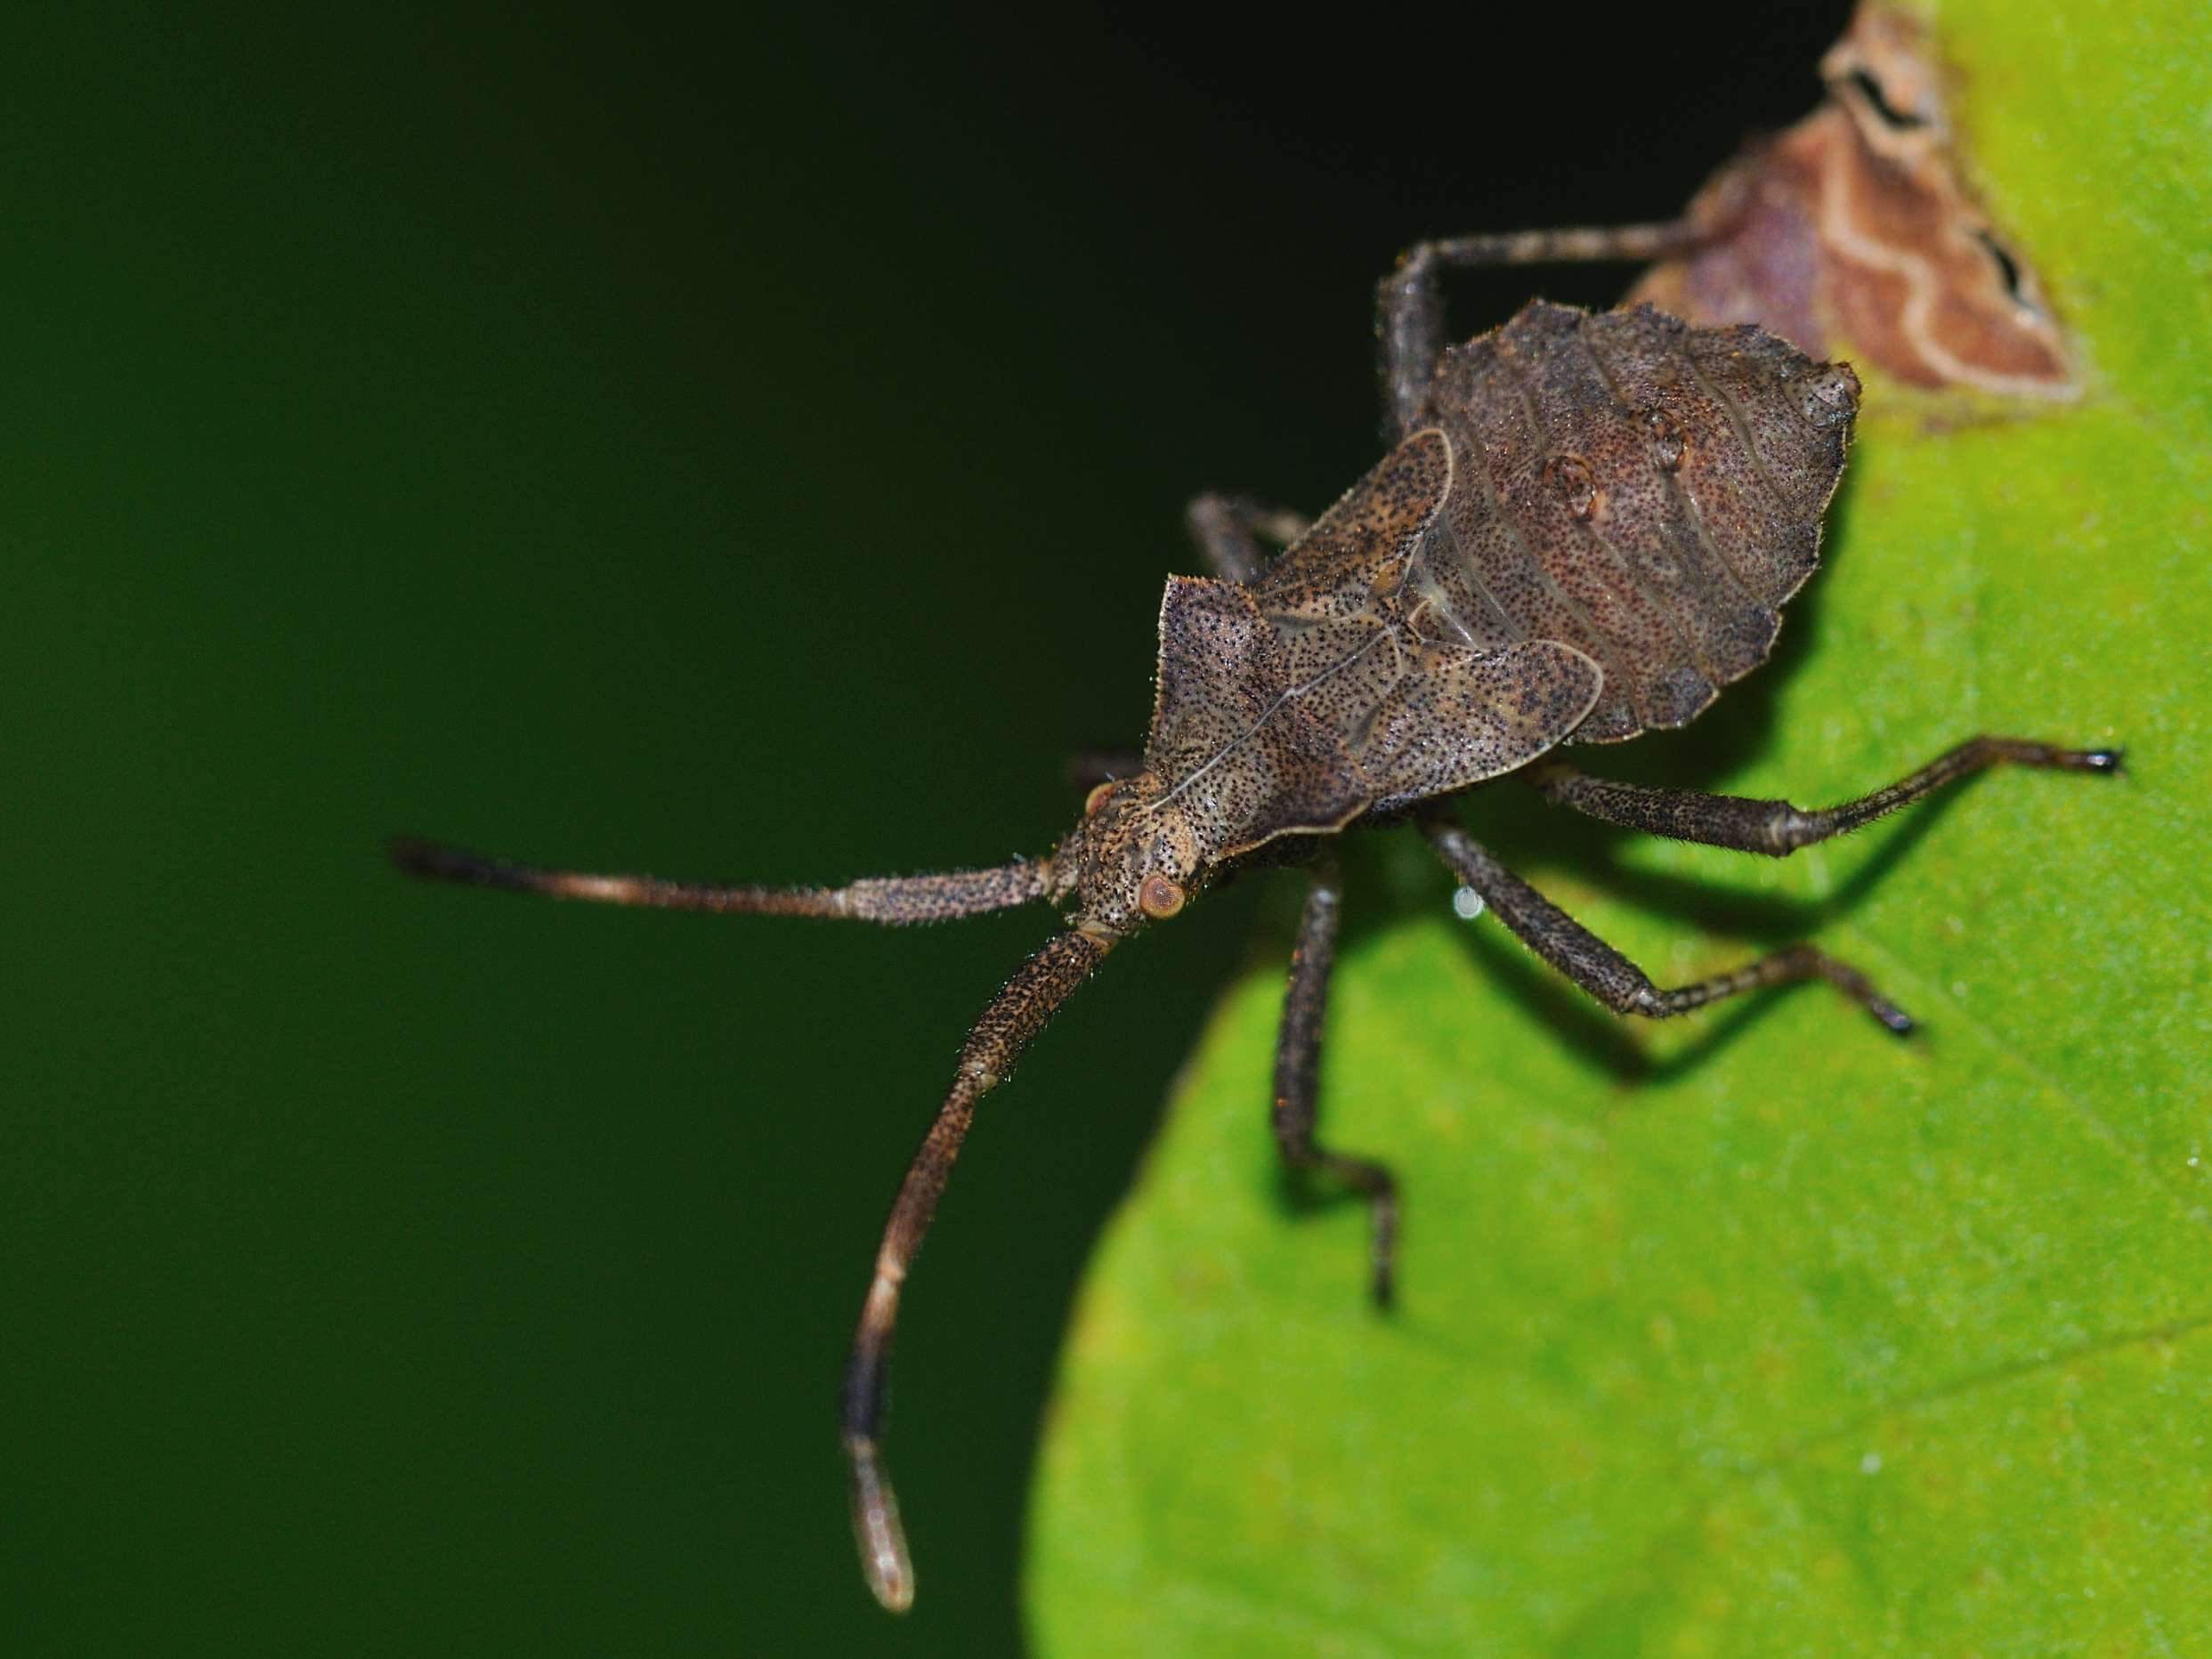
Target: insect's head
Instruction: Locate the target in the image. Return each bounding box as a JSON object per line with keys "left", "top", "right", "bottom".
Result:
{"left": 1056, "top": 771, "right": 1203, "bottom": 937}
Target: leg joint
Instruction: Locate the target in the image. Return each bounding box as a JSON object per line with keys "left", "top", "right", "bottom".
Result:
{"left": 1590, "top": 958, "right": 1664, "bottom": 1017}
{"left": 1377, "top": 247, "right": 1434, "bottom": 307}
{"left": 1762, "top": 802, "right": 1816, "bottom": 856}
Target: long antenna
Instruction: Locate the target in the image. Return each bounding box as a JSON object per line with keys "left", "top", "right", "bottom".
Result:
{"left": 842, "top": 927, "right": 1115, "bottom": 1611}
{"left": 388, "top": 837, "right": 1054, "bottom": 924}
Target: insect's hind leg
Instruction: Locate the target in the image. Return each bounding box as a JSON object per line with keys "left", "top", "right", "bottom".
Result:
{"left": 1421, "top": 815, "right": 1915, "bottom": 1034}
{"left": 1274, "top": 860, "right": 1399, "bottom": 1307}
{"left": 1527, "top": 737, "right": 2122, "bottom": 857}
{"left": 1377, "top": 220, "right": 1706, "bottom": 436}
{"left": 1186, "top": 492, "right": 1310, "bottom": 585}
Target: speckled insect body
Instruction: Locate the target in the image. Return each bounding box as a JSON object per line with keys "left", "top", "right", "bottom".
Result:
{"left": 1070, "top": 300, "right": 1860, "bottom": 940}
{"left": 396, "top": 193, "right": 2118, "bottom": 1622}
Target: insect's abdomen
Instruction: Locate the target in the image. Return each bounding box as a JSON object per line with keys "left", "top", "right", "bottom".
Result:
{"left": 1417, "top": 302, "right": 1859, "bottom": 742}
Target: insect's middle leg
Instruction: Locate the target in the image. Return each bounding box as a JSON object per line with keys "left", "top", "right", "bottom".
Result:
{"left": 1376, "top": 220, "right": 1706, "bottom": 436}
{"left": 1422, "top": 815, "right": 1915, "bottom": 1034}
{"left": 1185, "top": 493, "right": 1310, "bottom": 585}
{"left": 1275, "top": 860, "right": 1399, "bottom": 1307}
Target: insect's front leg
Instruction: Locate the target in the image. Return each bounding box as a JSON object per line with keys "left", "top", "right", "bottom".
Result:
{"left": 1420, "top": 813, "right": 1915, "bottom": 1034}
{"left": 1273, "top": 859, "right": 1399, "bottom": 1307}
{"left": 1185, "top": 493, "right": 1311, "bottom": 585}
{"left": 1376, "top": 220, "right": 1706, "bottom": 436}
{"left": 1527, "top": 737, "right": 2121, "bottom": 855}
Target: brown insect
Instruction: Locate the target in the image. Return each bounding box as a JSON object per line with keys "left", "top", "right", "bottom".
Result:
{"left": 394, "top": 246, "right": 2117, "bottom": 1612}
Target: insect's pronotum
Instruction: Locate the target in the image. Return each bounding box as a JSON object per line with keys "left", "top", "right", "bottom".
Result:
{"left": 393, "top": 218, "right": 2118, "bottom": 1608}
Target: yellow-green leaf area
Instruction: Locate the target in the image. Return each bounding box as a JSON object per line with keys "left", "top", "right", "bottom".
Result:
{"left": 1029, "top": 2, "right": 2212, "bottom": 1652}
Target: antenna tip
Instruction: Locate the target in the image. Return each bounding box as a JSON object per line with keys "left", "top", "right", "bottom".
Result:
{"left": 387, "top": 836, "right": 532, "bottom": 893}
{"left": 846, "top": 1435, "right": 917, "bottom": 1614}
{"left": 385, "top": 835, "right": 446, "bottom": 876}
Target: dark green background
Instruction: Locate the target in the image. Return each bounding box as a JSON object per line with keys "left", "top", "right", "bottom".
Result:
{"left": 5, "top": 4, "right": 1844, "bottom": 1652}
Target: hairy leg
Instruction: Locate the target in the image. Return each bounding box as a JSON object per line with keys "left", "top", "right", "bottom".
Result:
{"left": 1377, "top": 220, "right": 1706, "bottom": 435}
{"left": 1527, "top": 737, "right": 2120, "bottom": 856}
{"left": 1422, "top": 815, "right": 1913, "bottom": 1033}
{"left": 1272, "top": 861, "right": 1399, "bottom": 1306}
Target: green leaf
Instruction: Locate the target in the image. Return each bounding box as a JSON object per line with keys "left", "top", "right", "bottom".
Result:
{"left": 1028, "top": 3, "right": 2212, "bottom": 1652}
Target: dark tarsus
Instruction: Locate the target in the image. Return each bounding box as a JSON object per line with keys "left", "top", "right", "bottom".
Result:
{"left": 391, "top": 212, "right": 2120, "bottom": 1614}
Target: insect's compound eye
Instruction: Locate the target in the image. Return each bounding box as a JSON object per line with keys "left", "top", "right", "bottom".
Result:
{"left": 1137, "top": 873, "right": 1185, "bottom": 920}
{"left": 1084, "top": 781, "right": 1118, "bottom": 816}
{"left": 1544, "top": 454, "right": 1599, "bottom": 522}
